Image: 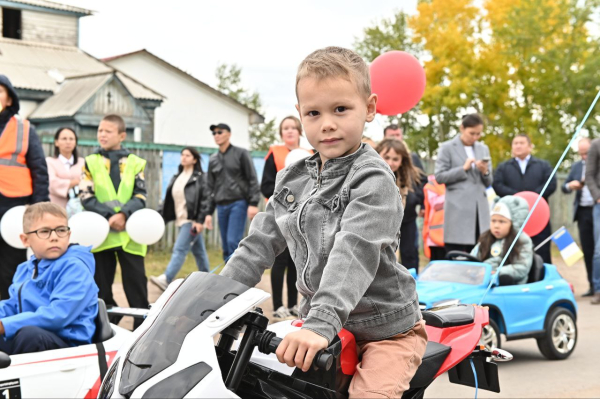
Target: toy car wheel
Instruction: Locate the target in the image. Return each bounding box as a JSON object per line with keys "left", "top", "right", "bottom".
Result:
{"left": 479, "top": 319, "right": 500, "bottom": 349}
{"left": 536, "top": 307, "right": 577, "bottom": 360}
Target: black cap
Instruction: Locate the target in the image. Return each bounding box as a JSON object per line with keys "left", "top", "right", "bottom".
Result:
{"left": 210, "top": 123, "right": 231, "bottom": 132}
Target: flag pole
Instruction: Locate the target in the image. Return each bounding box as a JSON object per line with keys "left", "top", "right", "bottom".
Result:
{"left": 533, "top": 226, "right": 566, "bottom": 252}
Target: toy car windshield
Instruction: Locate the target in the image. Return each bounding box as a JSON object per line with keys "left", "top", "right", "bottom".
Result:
{"left": 419, "top": 262, "right": 486, "bottom": 285}
{"left": 118, "top": 273, "right": 250, "bottom": 396}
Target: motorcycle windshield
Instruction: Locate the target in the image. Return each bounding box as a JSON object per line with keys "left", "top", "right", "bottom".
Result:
{"left": 419, "top": 262, "right": 487, "bottom": 285}
{"left": 118, "top": 272, "right": 250, "bottom": 397}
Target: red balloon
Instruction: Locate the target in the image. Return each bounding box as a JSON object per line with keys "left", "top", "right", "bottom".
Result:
{"left": 514, "top": 191, "right": 550, "bottom": 237}
{"left": 370, "top": 51, "right": 426, "bottom": 115}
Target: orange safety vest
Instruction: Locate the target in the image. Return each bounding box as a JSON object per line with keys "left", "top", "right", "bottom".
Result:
{"left": 266, "top": 145, "right": 314, "bottom": 172}
{"left": 266, "top": 145, "right": 291, "bottom": 172}
{"left": 0, "top": 117, "right": 33, "bottom": 198}
{"left": 422, "top": 176, "right": 445, "bottom": 258}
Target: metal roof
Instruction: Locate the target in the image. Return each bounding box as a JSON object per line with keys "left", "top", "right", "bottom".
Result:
{"left": 2, "top": 0, "right": 93, "bottom": 15}
{"left": 0, "top": 38, "right": 163, "bottom": 100}
{"left": 115, "top": 72, "right": 163, "bottom": 101}
{"left": 29, "top": 73, "right": 111, "bottom": 119}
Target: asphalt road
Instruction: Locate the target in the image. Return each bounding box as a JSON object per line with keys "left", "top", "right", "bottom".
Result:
{"left": 114, "top": 257, "right": 599, "bottom": 398}
{"left": 426, "top": 258, "right": 599, "bottom": 398}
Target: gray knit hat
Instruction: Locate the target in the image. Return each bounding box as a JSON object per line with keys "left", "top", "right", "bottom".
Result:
{"left": 491, "top": 195, "right": 530, "bottom": 230}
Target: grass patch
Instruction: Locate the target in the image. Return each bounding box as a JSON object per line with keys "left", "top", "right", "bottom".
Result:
{"left": 115, "top": 245, "right": 227, "bottom": 283}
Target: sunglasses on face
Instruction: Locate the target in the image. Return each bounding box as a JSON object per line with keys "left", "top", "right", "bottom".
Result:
{"left": 25, "top": 226, "right": 70, "bottom": 239}
{"left": 212, "top": 130, "right": 227, "bottom": 136}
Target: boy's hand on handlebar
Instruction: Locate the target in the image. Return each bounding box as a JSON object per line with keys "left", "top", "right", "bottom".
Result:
{"left": 275, "top": 329, "right": 328, "bottom": 373}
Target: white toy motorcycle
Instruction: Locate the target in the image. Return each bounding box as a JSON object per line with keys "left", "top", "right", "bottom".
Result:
{"left": 99, "top": 272, "right": 512, "bottom": 399}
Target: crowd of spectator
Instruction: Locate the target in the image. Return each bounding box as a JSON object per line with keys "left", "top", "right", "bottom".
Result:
{"left": 1, "top": 69, "right": 598, "bottom": 336}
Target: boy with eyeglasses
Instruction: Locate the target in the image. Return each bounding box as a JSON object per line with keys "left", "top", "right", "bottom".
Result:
{"left": 0, "top": 202, "right": 98, "bottom": 355}
{"left": 203, "top": 123, "right": 261, "bottom": 261}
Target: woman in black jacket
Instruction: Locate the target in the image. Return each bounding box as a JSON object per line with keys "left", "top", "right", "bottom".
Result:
{"left": 151, "top": 147, "right": 209, "bottom": 291}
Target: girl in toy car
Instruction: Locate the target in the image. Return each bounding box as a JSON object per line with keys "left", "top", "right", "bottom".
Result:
{"left": 471, "top": 196, "right": 534, "bottom": 284}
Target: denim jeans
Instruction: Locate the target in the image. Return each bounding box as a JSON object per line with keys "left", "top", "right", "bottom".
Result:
{"left": 217, "top": 199, "right": 248, "bottom": 260}
{"left": 592, "top": 204, "right": 600, "bottom": 292}
{"left": 165, "top": 222, "right": 210, "bottom": 283}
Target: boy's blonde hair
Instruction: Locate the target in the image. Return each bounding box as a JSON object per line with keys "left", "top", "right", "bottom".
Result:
{"left": 296, "top": 46, "right": 371, "bottom": 99}
{"left": 23, "top": 202, "right": 68, "bottom": 232}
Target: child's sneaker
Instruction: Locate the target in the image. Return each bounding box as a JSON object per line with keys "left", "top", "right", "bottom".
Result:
{"left": 150, "top": 274, "right": 168, "bottom": 291}
{"left": 272, "top": 306, "right": 294, "bottom": 321}
{"left": 288, "top": 305, "right": 300, "bottom": 318}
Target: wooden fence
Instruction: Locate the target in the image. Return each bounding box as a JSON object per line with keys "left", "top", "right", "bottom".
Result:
{"left": 42, "top": 139, "right": 581, "bottom": 253}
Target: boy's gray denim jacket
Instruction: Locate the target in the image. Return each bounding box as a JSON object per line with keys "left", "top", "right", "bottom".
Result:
{"left": 221, "top": 144, "right": 422, "bottom": 343}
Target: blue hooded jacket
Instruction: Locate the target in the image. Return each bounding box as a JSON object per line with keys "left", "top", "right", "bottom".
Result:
{"left": 0, "top": 245, "right": 99, "bottom": 344}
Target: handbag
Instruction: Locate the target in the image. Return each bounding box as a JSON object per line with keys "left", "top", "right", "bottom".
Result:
{"left": 66, "top": 186, "right": 84, "bottom": 218}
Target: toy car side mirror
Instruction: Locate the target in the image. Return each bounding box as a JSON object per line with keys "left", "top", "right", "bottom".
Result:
{"left": 0, "top": 352, "right": 11, "bottom": 369}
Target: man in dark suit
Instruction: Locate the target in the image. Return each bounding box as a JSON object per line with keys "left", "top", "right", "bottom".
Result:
{"left": 493, "top": 134, "right": 557, "bottom": 263}
{"left": 562, "top": 138, "right": 594, "bottom": 296}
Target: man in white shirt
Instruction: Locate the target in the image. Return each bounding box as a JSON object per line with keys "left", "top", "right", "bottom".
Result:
{"left": 563, "top": 138, "right": 595, "bottom": 296}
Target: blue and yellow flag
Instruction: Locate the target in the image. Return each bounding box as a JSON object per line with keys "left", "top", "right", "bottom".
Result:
{"left": 551, "top": 227, "right": 583, "bottom": 267}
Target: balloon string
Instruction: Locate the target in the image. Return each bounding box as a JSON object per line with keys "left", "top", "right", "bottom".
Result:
{"left": 478, "top": 87, "right": 600, "bottom": 306}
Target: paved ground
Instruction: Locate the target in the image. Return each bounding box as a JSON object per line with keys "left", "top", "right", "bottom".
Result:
{"left": 113, "top": 258, "right": 599, "bottom": 398}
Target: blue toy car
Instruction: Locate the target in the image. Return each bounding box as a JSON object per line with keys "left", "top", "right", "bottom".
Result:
{"left": 413, "top": 251, "right": 578, "bottom": 360}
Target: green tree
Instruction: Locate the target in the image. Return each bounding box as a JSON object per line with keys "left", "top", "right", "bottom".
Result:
{"left": 354, "top": 0, "right": 600, "bottom": 166}
{"left": 215, "top": 63, "right": 277, "bottom": 151}
{"left": 479, "top": 0, "right": 600, "bottom": 164}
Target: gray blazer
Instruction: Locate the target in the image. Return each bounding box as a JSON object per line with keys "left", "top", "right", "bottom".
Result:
{"left": 435, "top": 135, "right": 493, "bottom": 245}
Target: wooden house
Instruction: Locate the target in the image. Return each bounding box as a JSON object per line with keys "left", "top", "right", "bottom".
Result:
{"left": 0, "top": 0, "right": 164, "bottom": 141}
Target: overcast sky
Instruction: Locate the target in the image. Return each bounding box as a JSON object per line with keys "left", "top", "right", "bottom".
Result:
{"left": 61, "top": 0, "right": 418, "bottom": 141}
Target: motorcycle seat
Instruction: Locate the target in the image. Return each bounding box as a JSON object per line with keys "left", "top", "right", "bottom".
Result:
{"left": 409, "top": 341, "right": 451, "bottom": 388}
{"left": 422, "top": 304, "right": 475, "bottom": 328}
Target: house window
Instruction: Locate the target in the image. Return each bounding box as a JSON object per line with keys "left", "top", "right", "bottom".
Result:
{"left": 2, "top": 8, "right": 22, "bottom": 40}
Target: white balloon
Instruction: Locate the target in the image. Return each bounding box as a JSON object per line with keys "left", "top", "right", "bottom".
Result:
{"left": 0, "top": 206, "right": 26, "bottom": 249}
{"left": 285, "top": 149, "right": 312, "bottom": 168}
{"left": 126, "top": 209, "right": 165, "bottom": 245}
{"left": 69, "top": 211, "right": 110, "bottom": 249}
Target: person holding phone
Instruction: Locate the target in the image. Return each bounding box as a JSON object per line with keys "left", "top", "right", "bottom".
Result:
{"left": 492, "top": 134, "right": 557, "bottom": 263}
{"left": 435, "top": 114, "right": 493, "bottom": 254}
{"left": 152, "top": 147, "right": 209, "bottom": 291}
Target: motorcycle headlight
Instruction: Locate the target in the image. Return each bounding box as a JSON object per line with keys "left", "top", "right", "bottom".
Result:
{"left": 99, "top": 357, "right": 120, "bottom": 399}
{"left": 141, "top": 362, "right": 212, "bottom": 399}
{"left": 432, "top": 299, "right": 461, "bottom": 308}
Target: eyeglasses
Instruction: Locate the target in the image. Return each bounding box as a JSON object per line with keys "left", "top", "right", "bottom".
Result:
{"left": 212, "top": 130, "right": 227, "bottom": 136}
{"left": 25, "top": 226, "right": 70, "bottom": 239}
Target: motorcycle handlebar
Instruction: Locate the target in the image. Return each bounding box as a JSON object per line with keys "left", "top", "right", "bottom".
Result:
{"left": 267, "top": 336, "right": 334, "bottom": 371}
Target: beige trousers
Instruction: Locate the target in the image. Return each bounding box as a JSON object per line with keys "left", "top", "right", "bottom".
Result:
{"left": 348, "top": 320, "right": 428, "bottom": 398}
